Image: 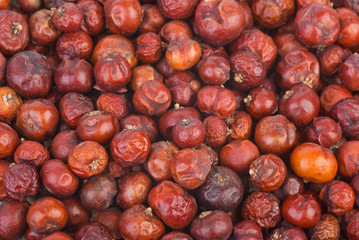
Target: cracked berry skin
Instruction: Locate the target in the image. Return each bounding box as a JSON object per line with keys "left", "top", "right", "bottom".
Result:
{"left": 29, "top": 8, "right": 62, "bottom": 45}
{"left": 120, "top": 114, "right": 158, "bottom": 143}
{"left": 194, "top": 0, "right": 245, "bottom": 46}
{"left": 229, "top": 29, "right": 277, "bottom": 70}
{"left": 159, "top": 107, "right": 201, "bottom": 141}
{"left": 242, "top": 191, "right": 281, "bottom": 229}
{"left": 56, "top": 31, "right": 93, "bottom": 60}
{"left": 294, "top": 3, "right": 340, "bottom": 48}
{"left": 59, "top": 92, "right": 95, "bottom": 128}
{"left": 245, "top": 87, "right": 278, "bottom": 120}
{"left": 165, "top": 70, "right": 201, "bottom": 107}
{"left": 77, "top": 0, "right": 105, "bottom": 36}
{"left": 204, "top": 116, "right": 227, "bottom": 148}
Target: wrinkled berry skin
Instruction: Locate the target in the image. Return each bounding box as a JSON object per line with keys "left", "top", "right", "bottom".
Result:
{"left": 307, "top": 117, "right": 342, "bottom": 148}
{"left": 0, "top": 123, "right": 19, "bottom": 159}
{"left": 170, "top": 148, "right": 211, "bottom": 189}
{"left": 197, "top": 85, "right": 237, "bottom": 119}
{"left": 6, "top": 51, "right": 52, "bottom": 99}
{"left": 279, "top": 84, "right": 320, "bottom": 127}
{"left": 230, "top": 50, "right": 266, "bottom": 91}
{"left": 158, "top": 0, "right": 198, "bottom": 19}
{"left": 118, "top": 204, "right": 165, "bottom": 240}
{"left": 249, "top": 154, "right": 287, "bottom": 192}
{"left": 3, "top": 163, "right": 39, "bottom": 201}
{"left": 94, "top": 54, "right": 131, "bottom": 93}
{"left": 282, "top": 193, "right": 321, "bottom": 228}
{"left": 310, "top": 214, "right": 340, "bottom": 240}
{"left": 242, "top": 191, "right": 281, "bottom": 229}
{"left": 16, "top": 99, "right": 59, "bottom": 142}
{"left": 75, "top": 222, "right": 113, "bottom": 240}
{"left": 331, "top": 98, "right": 359, "bottom": 139}
{"left": 133, "top": 80, "right": 172, "bottom": 117}
{"left": 68, "top": 141, "right": 108, "bottom": 178}
{"left": 171, "top": 118, "right": 206, "bottom": 149}
{"left": 276, "top": 49, "right": 320, "bottom": 90}
{"left": 110, "top": 129, "right": 150, "bottom": 167}
{"left": 148, "top": 180, "right": 197, "bottom": 230}
{"left": 104, "top": 0, "right": 143, "bottom": 36}
{"left": 54, "top": 58, "right": 93, "bottom": 94}
{"left": 194, "top": 0, "right": 245, "bottom": 46}
{"left": 0, "top": 10, "right": 29, "bottom": 55}
{"left": 294, "top": 3, "right": 340, "bottom": 47}
{"left": 320, "top": 180, "right": 355, "bottom": 216}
